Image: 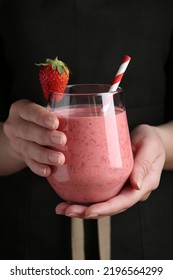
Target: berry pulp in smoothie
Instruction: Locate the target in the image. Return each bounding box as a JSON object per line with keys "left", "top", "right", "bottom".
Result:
{"left": 47, "top": 105, "right": 133, "bottom": 204}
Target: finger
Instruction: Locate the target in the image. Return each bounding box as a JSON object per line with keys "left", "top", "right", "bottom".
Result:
{"left": 55, "top": 203, "right": 87, "bottom": 218}
{"left": 55, "top": 186, "right": 139, "bottom": 219}
{"left": 16, "top": 120, "right": 67, "bottom": 147}
{"left": 15, "top": 100, "right": 59, "bottom": 130}
{"left": 55, "top": 185, "right": 151, "bottom": 219}
{"left": 25, "top": 157, "right": 51, "bottom": 177}
{"left": 83, "top": 185, "right": 149, "bottom": 218}
{"left": 14, "top": 138, "right": 65, "bottom": 166}
{"left": 55, "top": 202, "right": 72, "bottom": 214}
{"left": 140, "top": 191, "right": 151, "bottom": 201}
{"left": 130, "top": 136, "right": 164, "bottom": 190}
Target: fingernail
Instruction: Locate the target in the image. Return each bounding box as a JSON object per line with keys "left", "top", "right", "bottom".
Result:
{"left": 46, "top": 117, "right": 58, "bottom": 129}
{"left": 135, "top": 174, "right": 143, "bottom": 189}
{"left": 50, "top": 131, "right": 63, "bottom": 145}
{"left": 65, "top": 213, "right": 78, "bottom": 218}
{"left": 48, "top": 154, "right": 62, "bottom": 164}
{"left": 40, "top": 167, "right": 48, "bottom": 176}
{"left": 56, "top": 208, "right": 64, "bottom": 215}
{"left": 85, "top": 213, "right": 99, "bottom": 219}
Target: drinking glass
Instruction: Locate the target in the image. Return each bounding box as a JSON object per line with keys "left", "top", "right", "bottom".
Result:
{"left": 47, "top": 84, "right": 133, "bottom": 204}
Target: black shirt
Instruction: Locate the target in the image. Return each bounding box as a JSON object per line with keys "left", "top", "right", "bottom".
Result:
{"left": 0, "top": 0, "right": 173, "bottom": 259}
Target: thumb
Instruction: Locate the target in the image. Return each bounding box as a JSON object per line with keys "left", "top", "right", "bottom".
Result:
{"left": 130, "top": 157, "right": 151, "bottom": 190}
{"left": 129, "top": 124, "right": 165, "bottom": 191}
{"left": 130, "top": 136, "right": 160, "bottom": 190}
{"left": 130, "top": 137, "right": 164, "bottom": 189}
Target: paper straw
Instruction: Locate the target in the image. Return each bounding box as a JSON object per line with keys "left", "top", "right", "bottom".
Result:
{"left": 101, "top": 55, "right": 131, "bottom": 112}
{"left": 109, "top": 55, "right": 131, "bottom": 92}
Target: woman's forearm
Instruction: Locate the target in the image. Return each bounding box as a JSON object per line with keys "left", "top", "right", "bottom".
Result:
{"left": 154, "top": 121, "right": 173, "bottom": 170}
{"left": 0, "top": 123, "right": 26, "bottom": 176}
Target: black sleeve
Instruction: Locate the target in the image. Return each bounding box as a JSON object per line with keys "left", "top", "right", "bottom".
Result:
{"left": 0, "top": 36, "right": 12, "bottom": 122}
{"left": 165, "top": 35, "right": 173, "bottom": 121}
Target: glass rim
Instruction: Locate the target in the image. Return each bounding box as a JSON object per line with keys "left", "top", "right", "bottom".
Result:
{"left": 49, "top": 84, "right": 122, "bottom": 96}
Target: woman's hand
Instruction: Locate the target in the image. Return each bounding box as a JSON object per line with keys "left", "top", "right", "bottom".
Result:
{"left": 2, "top": 99, "right": 67, "bottom": 176}
{"left": 55, "top": 124, "right": 166, "bottom": 219}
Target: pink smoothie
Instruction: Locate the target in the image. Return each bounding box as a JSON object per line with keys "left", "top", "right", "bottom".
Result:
{"left": 47, "top": 106, "right": 134, "bottom": 204}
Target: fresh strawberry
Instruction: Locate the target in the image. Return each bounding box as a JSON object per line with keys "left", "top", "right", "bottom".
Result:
{"left": 36, "top": 57, "right": 70, "bottom": 100}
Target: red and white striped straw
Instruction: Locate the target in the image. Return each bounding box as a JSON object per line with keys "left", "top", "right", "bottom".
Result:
{"left": 101, "top": 55, "right": 131, "bottom": 112}
{"left": 109, "top": 55, "right": 131, "bottom": 92}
